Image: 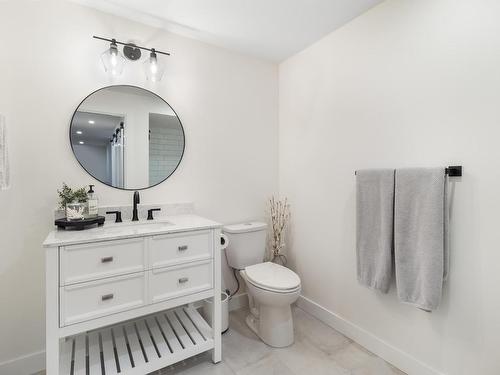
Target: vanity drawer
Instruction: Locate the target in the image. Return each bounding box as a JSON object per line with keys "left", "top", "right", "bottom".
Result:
{"left": 60, "top": 238, "right": 146, "bottom": 285}
{"left": 150, "top": 230, "right": 213, "bottom": 269}
{"left": 150, "top": 260, "right": 213, "bottom": 303}
{"left": 60, "top": 273, "right": 146, "bottom": 326}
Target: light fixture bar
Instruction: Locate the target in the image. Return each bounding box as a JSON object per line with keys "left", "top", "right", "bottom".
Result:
{"left": 93, "top": 36, "right": 171, "bottom": 56}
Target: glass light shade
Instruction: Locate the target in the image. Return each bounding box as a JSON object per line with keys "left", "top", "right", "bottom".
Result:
{"left": 101, "top": 43, "right": 125, "bottom": 77}
{"left": 143, "top": 51, "right": 165, "bottom": 82}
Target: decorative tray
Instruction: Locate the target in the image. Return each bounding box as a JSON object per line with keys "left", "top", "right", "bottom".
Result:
{"left": 54, "top": 216, "right": 105, "bottom": 230}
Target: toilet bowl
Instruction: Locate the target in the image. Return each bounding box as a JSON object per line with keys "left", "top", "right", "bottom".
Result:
{"left": 223, "top": 222, "right": 301, "bottom": 348}
{"left": 240, "top": 262, "right": 301, "bottom": 347}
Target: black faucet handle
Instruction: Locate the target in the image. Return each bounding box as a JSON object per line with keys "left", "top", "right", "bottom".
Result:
{"left": 106, "top": 211, "right": 122, "bottom": 223}
{"left": 147, "top": 208, "right": 161, "bottom": 220}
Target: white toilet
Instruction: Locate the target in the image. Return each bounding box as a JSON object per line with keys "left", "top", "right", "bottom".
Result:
{"left": 223, "top": 222, "right": 301, "bottom": 348}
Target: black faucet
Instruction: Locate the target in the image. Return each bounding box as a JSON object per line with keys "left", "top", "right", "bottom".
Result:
{"left": 132, "top": 191, "right": 140, "bottom": 221}
{"left": 106, "top": 211, "right": 122, "bottom": 223}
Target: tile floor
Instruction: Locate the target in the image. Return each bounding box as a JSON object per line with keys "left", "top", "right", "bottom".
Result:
{"left": 150, "top": 307, "right": 405, "bottom": 375}
{"left": 33, "top": 307, "right": 406, "bottom": 375}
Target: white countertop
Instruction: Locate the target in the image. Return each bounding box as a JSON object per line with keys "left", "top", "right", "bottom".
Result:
{"left": 43, "top": 214, "right": 222, "bottom": 248}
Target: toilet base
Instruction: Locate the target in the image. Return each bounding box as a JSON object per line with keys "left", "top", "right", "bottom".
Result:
{"left": 239, "top": 269, "right": 300, "bottom": 348}
{"left": 245, "top": 305, "right": 295, "bottom": 348}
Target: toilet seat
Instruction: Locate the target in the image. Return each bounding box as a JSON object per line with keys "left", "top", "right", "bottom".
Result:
{"left": 244, "top": 262, "right": 301, "bottom": 293}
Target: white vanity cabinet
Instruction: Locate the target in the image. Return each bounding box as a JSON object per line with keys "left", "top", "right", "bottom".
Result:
{"left": 44, "top": 216, "right": 222, "bottom": 375}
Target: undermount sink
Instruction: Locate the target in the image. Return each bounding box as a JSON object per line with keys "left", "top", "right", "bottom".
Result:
{"left": 103, "top": 221, "right": 173, "bottom": 234}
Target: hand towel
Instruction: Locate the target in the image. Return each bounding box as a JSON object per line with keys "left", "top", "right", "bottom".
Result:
{"left": 0, "top": 115, "right": 9, "bottom": 190}
{"left": 356, "top": 169, "right": 395, "bottom": 293}
{"left": 394, "top": 168, "right": 447, "bottom": 311}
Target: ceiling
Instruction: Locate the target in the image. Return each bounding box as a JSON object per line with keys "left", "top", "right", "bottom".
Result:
{"left": 74, "top": 0, "right": 384, "bottom": 61}
{"left": 72, "top": 112, "right": 123, "bottom": 146}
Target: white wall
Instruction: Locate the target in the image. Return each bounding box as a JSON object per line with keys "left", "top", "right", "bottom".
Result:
{"left": 0, "top": 0, "right": 277, "bottom": 370}
{"left": 279, "top": 1, "right": 500, "bottom": 374}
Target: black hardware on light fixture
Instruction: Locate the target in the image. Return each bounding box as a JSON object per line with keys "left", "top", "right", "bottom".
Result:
{"left": 94, "top": 36, "right": 169, "bottom": 81}
{"left": 123, "top": 43, "right": 142, "bottom": 61}
{"left": 93, "top": 36, "right": 170, "bottom": 56}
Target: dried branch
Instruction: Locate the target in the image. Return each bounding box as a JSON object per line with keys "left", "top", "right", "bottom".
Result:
{"left": 267, "top": 196, "right": 291, "bottom": 264}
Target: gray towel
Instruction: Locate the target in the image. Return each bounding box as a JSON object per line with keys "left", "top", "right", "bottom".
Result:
{"left": 356, "top": 169, "right": 395, "bottom": 293}
{"left": 394, "top": 168, "right": 448, "bottom": 311}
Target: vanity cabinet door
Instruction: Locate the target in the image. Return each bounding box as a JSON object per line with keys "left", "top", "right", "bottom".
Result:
{"left": 60, "top": 238, "right": 146, "bottom": 285}
{"left": 150, "top": 230, "right": 213, "bottom": 269}
{"left": 60, "top": 273, "right": 146, "bottom": 326}
{"left": 149, "top": 260, "right": 213, "bottom": 303}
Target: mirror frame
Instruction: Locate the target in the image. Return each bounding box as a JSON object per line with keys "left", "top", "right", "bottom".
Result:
{"left": 69, "top": 85, "right": 186, "bottom": 191}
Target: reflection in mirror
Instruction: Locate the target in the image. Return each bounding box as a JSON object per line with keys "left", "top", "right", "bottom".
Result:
{"left": 70, "top": 86, "right": 185, "bottom": 190}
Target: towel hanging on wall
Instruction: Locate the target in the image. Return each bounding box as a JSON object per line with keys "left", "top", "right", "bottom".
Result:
{"left": 394, "top": 168, "right": 448, "bottom": 311}
{"left": 0, "top": 114, "right": 10, "bottom": 190}
{"left": 356, "top": 169, "right": 395, "bottom": 293}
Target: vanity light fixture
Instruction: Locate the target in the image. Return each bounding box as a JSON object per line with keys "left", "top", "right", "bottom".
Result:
{"left": 93, "top": 36, "right": 170, "bottom": 82}
{"left": 100, "top": 39, "right": 125, "bottom": 77}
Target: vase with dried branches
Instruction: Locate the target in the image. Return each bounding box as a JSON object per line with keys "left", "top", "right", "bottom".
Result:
{"left": 268, "top": 196, "right": 291, "bottom": 266}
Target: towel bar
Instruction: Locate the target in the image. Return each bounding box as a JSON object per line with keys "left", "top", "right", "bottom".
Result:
{"left": 355, "top": 166, "right": 462, "bottom": 176}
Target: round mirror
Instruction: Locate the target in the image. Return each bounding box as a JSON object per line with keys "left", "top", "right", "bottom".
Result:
{"left": 70, "top": 85, "right": 185, "bottom": 190}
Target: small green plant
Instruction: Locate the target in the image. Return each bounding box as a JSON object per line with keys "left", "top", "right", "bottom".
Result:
{"left": 58, "top": 183, "right": 88, "bottom": 209}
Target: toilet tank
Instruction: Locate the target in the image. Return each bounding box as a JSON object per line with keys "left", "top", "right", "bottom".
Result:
{"left": 223, "top": 222, "right": 267, "bottom": 270}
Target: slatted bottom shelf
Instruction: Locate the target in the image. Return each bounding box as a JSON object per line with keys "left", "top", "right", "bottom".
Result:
{"left": 60, "top": 306, "right": 214, "bottom": 375}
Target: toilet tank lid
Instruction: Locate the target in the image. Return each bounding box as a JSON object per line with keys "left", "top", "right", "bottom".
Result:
{"left": 223, "top": 222, "right": 267, "bottom": 234}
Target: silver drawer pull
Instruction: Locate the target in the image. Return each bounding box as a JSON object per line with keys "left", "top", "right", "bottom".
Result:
{"left": 178, "top": 277, "right": 189, "bottom": 284}
{"left": 101, "top": 293, "right": 114, "bottom": 301}
{"left": 178, "top": 245, "right": 188, "bottom": 251}
{"left": 101, "top": 256, "right": 114, "bottom": 263}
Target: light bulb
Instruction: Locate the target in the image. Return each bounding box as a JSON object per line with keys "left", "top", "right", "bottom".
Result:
{"left": 150, "top": 59, "right": 158, "bottom": 74}
{"left": 110, "top": 52, "right": 117, "bottom": 67}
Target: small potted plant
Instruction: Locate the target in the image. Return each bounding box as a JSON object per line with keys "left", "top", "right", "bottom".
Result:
{"left": 58, "top": 183, "right": 88, "bottom": 221}
{"left": 268, "top": 196, "right": 291, "bottom": 265}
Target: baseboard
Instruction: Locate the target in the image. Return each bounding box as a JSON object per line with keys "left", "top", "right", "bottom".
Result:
{"left": 0, "top": 350, "right": 45, "bottom": 375}
{"left": 229, "top": 292, "right": 248, "bottom": 311}
{"left": 296, "top": 295, "right": 444, "bottom": 375}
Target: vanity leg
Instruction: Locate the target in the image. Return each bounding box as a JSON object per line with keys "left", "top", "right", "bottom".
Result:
{"left": 212, "top": 229, "right": 222, "bottom": 364}
{"left": 45, "top": 248, "right": 60, "bottom": 374}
